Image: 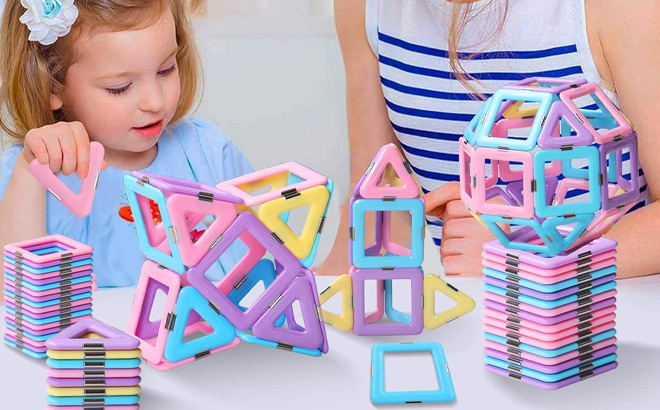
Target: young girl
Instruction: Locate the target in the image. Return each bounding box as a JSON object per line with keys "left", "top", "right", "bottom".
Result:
{"left": 0, "top": 0, "right": 252, "bottom": 290}
{"left": 319, "top": 0, "right": 660, "bottom": 279}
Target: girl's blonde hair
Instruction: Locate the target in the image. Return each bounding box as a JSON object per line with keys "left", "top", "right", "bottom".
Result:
{"left": 0, "top": 0, "right": 206, "bottom": 141}
{"left": 447, "top": 0, "right": 509, "bottom": 98}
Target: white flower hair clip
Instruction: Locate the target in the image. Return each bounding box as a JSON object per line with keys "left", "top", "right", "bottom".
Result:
{"left": 20, "top": 0, "right": 79, "bottom": 46}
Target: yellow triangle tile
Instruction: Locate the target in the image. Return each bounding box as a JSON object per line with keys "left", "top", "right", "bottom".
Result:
{"left": 423, "top": 274, "right": 475, "bottom": 329}
{"left": 318, "top": 274, "right": 353, "bottom": 331}
{"left": 257, "top": 185, "right": 330, "bottom": 259}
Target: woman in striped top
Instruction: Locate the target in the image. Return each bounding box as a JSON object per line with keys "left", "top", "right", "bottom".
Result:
{"left": 317, "top": 0, "right": 660, "bottom": 279}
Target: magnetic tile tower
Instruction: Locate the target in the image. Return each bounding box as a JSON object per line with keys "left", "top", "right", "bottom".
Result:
{"left": 319, "top": 144, "right": 475, "bottom": 335}
{"left": 459, "top": 77, "right": 644, "bottom": 389}
{"left": 124, "top": 163, "right": 333, "bottom": 370}
{"left": 3, "top": 235, "right": 95, "bottom": 359}
{"left": 45, "top": 318, "right": 143, "bottom": 409}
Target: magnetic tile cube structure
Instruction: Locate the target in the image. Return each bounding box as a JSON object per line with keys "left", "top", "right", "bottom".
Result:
{"left": 319, "top": 144, "right": 475, "bottom": 336}
{"left": 460, "top": 78, "right": 644, "bottom": 254}
{"left": 124, "top": 164, "right": 332, "bottom": 370}
{"left": 460, "top": 78, "right": 639, "bottom": 389}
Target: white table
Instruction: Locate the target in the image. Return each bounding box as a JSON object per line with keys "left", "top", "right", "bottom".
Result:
{"left": 1, "top": 271, "right": 659, "bottom": 409}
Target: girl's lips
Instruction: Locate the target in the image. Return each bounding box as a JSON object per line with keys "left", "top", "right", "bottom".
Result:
{"left": 133, "top": 120, "right": 163, "bottom": 138}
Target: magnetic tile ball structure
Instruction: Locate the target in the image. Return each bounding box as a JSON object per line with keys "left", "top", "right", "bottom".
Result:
{"left": 460, "top": 77, "right": 645, "bottom": 389}
{"left": 460, "top": 77, "right": 643, "bottom": 254}
{"left": 124, "top": 163, "right": 333, "bottom": 370}
{"left": 319, "top": 144, "right": 475, "bottom": 336}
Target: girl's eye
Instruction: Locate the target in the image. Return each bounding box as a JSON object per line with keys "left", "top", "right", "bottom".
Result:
{"left": 106, "top": 84, "right": 131, "bottom": 96}
{"left": 158, "top": 64, "right": 177, "bottom": 76}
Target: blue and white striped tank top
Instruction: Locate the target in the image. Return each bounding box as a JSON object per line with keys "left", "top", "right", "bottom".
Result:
{"left": 365, "top": 0, "right": 647, "bottom": 246}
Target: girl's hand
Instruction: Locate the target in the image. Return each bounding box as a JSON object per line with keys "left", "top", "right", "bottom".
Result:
{"left": 424, "top": 182, "right": 492, "bottom": 277}
{"left": 22, "top": 121, "right": 96, "bottom": 179}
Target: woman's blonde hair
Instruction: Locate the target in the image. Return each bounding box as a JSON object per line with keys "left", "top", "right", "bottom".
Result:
{"left": 447, "top": 0, "right": 509, "bottom": 98}
{"left": 0, "top": 0, "right": 206, "bottom": 141}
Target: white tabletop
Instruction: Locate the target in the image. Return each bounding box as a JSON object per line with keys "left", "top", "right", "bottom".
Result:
{"left": 1, "top": 270, "right": 659, "bottom": 409}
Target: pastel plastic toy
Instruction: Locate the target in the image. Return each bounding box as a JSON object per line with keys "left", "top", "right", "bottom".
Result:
{"left": 482, "top": 233, "right": 617, "bottom": 269}
{"left": 485, "top": 353, "right": 617, "bottom": 383}
{"left": 352, "top": 268, "right": 424, "bottom": 336}
{"left": 47, "top": 376, "right": 142, "bottom": 387}
{"left": 47, "top": 385, "right": 142, "bottom": 397}
{"left": 253, "top": 272, "right": 326, "bottom": 351}
{"left": 6, "top": 268, "right": 92, "bottom": 286}
{"left": 486, "top": 344, "right": 617, "bottom": 374}
{"left": 257, "top": 184, "right": 331, "bottom": 260}
{"left": 48, "top": 349, "right": 140, "bottom": 360}
{"left": 485, "top": 361, "right": 618, "bottom": 391}
{"left": 484, "top": 337, "right": 617, "bottom": 366}
{"left": 422, "top": 274, "right": 475, "bottom": 329}
{"left": 330, "top": 142, "right": 475, "bottom": 337}
{"left": 130, "top": 171, "right": 241, "bottom": 268}
{"left": 46, "top": 357, "right": 142, "bottom": 369}
{"left": 484, "top": 281, "right": 616, "bottom": 310}
{"left": 350, "top": 198, "right": 425, "bottom": 269}
{"left": 124, "top": 174, "right": 186, "bottom": 274}
{"left": 349, "top": 266, "right": 385, "bottom": 325}
{"left": 481, "top": 250, "right": 616, "bottom": 279}
{"left": 484, "top": 321, "right": 616, "bottom": 350}
{"left": 460, "top": 80, "right": 642, "bottom": 255}
{"left": 5, "top": 302, "right": 92, "bottom": 320}
{"left": 4, "top": 282, "right": 92, "bottom": 299}
{"left": 483, "top": 272, "right": 616, "bottom": 301}
{"left": 357, "top": 144, "right": 420, "bottom": 199}
{"left": 217, "top": 162, "right": 327, "bottom": 206}
{"left": 46, "top": 367, "right": 141, "bottom": 378}
{"left": 164, "top": 286, "right": 236, "bottom": 363}
{"left": 187, "top": 212, "right": 302, "bottom": 331}
{"left": 484, "top": 289, "right": 616, "bottom": 318}
{"left": 3, "top": 289, "right": 92, "bottom": 309}
{"left": 484, "top": 329, "right": 616, "bottom": 358}
{"left": 145, "top": 322, "right": 240, "bottom": 371}
{"left": 4, "top": 258, "right": 93, "bottom": 275}
{"left": 46, "top": 395, "right": 140, "bottom": 406}
{"left": 318, "top": 274, "right": 353, "bottom": 332}
{"left": 484, "top": 304, "right": 616, "bottom": 335}
{"left": 30, "top": 141, "right": 104, "bottom": 218}
{"left": 46, "top": 318, "right": 140, "bottom": 351}
{"left": 484, "top": 313, "right": 616, "bottom": 342}
{"left": 484, "top": 297, "right": 616, "bottom": 326}
{"left": 123, "top": 162, "right": 335, "bottom": 370}
{"left": 216, "top": 162, "right": 332, "bottom": 265}
{"left": 370, "top": 343, "right": 456, "bottom": 404}
{"left": 46, "top": 406, "right": 139, "bottom": 410}
{"left": 5, "top": 235, "right": 93, "bottom": 265}
{"left": 126, "top": 260, "right": 189, "bottom": 364}
{"left": 4, "top": 337, "right": 48, "bottom": 358}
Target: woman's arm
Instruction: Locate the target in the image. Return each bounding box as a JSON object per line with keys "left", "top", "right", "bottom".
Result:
{"left": 587, "top": 0, "right": 660, "bottom": 278}
{"left": 316, "top": 0, "right": 407, "bottom": 275}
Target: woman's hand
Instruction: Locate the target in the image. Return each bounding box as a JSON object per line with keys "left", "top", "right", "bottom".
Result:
{"left": 424, "top": 182, "right": 493, "bottom": 277}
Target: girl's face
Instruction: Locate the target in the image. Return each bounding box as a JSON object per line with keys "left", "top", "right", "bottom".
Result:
{"left": 54, "top": 9, "right": 181, "bottom": 158}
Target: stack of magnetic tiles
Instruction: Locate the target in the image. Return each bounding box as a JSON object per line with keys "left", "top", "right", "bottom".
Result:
{"left": 318, "top": 144, "right": 474, "bottom": 336}
{"left": 3, "top": 235, "right": 95, "bottom": 359}
{"left": 45, "top": 318, "right": 142, "bottom": 409}
{"left": 123, "top": 163, "right": 332, "bottom": 370}
{"left": 481, "top": 235, "right": 619, "bottom": 390}
{"left": 459, "top": 77, "right": 644, "bottom": 389}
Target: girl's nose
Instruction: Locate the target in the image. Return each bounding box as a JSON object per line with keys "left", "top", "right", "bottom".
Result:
{"left": 139, "top": 82, "right": 165, "bottom": 113}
